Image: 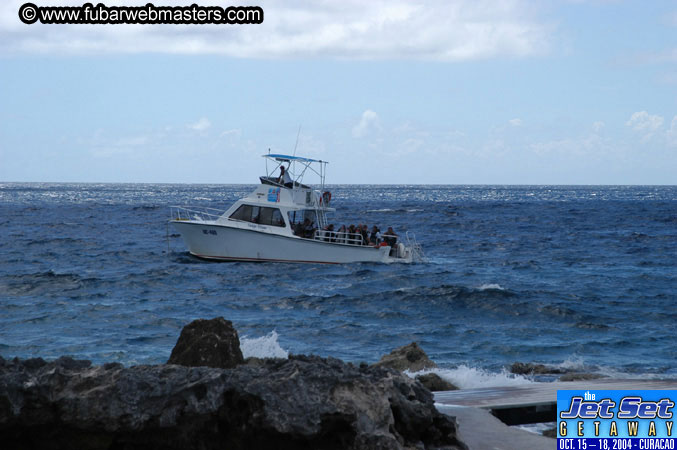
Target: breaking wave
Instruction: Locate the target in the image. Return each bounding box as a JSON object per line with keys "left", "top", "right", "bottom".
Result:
{"left": 240, "top": 331, "right": 289, "bottom": 359}
{"left": 477, "top": 283, "right": 505, "bottom": 291}
{"left": 407, "top": 365, "right": 534, "bottom": 389}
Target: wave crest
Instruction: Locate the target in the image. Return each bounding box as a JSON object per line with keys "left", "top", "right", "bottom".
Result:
{"left": 240, "top": 331, "right": 289, "bottom": 359}
{"left": 407, "top": 365, "right": 534, "bottom": 389}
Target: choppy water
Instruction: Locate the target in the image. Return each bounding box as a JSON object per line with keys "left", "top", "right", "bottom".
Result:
{"left": 1, "top": 183, "right": 675, "bottom": 387}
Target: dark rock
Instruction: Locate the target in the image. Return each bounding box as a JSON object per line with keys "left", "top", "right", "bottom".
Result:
{"left": 509, "top": 362, "right": 562, "bottom": 375}
{"left": 559, "top": 372, "right": 607, "bottom": 382}
{"left": 243, "top": 356, "right": 286, "bottom": 367}
{"left": 0, "top": 355, "right": 466, "bottom": 450}
{"left": 167, "top": 317, "right": 244, "bottom": 369}
{"left": 102, "top": 362, "right": 123, "bottom": 370}
{"left": 543, "top": 427, "right": 557, "bottom": 438}
{"left": 22, "top": 358, "right": 48, "bottom": 370}
{"left": 373, "top": 342, "right": 437, "bottom": 372}
{"left": 415, "top": 373, "right": 458, "bottom": 391}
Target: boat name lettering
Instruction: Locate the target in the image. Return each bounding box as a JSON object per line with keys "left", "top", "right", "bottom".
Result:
{"left": 202, "top": 229, "right": 217, "bottom": 235}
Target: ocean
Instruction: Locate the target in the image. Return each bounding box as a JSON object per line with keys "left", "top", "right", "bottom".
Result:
{"left": 1, "top": 183, "right": 675, "bottom": 388}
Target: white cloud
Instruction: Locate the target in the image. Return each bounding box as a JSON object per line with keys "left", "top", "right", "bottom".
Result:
{"left": 667, "top": 116, "right": 677, "bottom": 147}
{"left": 188, "top": 117, "right": 211, "bottom": 132}
{"left": 219, "top": 129, "right": 241, "bottom": 138}
{"left": 592, "top": 121, "right": 605, "bottom": 132}
{"left": 352, "top": 109, "right": 380, "bottom": 138}
{"left": 1, "top": 0, "right": 551, "bottom": 60}
{"left": 625, "top": 111, "right": 664, "bottom": 140}
{"left": 508, "top": 118, "right": 522, "bottom": 126}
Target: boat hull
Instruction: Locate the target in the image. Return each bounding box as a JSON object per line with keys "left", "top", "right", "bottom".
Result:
{"left": 171, "top": 221, "right": 407, "bottom": 264}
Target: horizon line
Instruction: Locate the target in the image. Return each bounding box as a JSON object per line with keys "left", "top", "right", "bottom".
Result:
{"left": 1, "top": 181, "right": 676, "bottom": 187}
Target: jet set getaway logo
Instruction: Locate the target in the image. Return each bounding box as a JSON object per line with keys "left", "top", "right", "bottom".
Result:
{"left": 558, "top": 390, "right": 676, "bottom": 449}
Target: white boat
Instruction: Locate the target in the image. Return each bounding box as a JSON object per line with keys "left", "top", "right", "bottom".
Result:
{"left": 169, "top": 154, "right": 423, "bottom": 264}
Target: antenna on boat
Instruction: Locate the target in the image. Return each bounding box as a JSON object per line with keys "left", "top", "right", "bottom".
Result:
{"left": 292, "top": 125, "right": 301, "bottom": 158}
{"left": 266, "top": 148, "right": 270, "bottom": 175}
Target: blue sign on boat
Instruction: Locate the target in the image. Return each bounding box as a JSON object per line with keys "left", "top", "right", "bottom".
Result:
{"left": 267, "top": 188, "right": 280, "bottom": 202}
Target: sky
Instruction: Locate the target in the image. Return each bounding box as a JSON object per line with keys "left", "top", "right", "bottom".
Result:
{"left": 1, "top": 0, "right": 676, "bottom": 184}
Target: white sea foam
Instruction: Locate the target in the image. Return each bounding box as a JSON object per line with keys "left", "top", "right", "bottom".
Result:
{"left": 407, "top": 365, "right": 534, "bottom": 389}
{"left": 515, "top": 422, "right": 556, "bottom": 435}
{"left": 477, "top": 283, "right": 505, "bottom": 291}
{"left": 239, "top": 331, "right": 289, "bottom": 359}
{"left": 366, "top": 208, "right": 395, "bottom": 212}
{"left": 549, "top": 356, "right": 587, "bottom": 372}
{"left": 427, "top": 256, "right": 457, "bottom": 265}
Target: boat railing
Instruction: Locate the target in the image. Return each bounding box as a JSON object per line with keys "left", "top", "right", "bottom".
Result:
{"left": 170, "top": 206, "right": 225, "bottom": 222}
{"left": 312, "top": 230, "right": 401, "bottom": 247}
{"left": 405, "top": 231, "right": 426, "bottom": 262}
{"left": 313, "top": 229, "right": 360, "bottom": 245}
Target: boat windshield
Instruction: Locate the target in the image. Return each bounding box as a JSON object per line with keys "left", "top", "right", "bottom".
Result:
{"left": 230, "top": 204, "right": 285, "bottom": 227}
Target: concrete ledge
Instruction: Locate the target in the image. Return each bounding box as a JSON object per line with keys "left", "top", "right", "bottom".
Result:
{"left": 437, "top": 405, "right": 554, "bottom": 450}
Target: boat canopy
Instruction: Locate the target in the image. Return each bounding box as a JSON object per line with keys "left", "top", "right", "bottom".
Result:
{"left": 262, "top": 151, "right": 329, "bottom": 193}
{"left": 263, "top": 153, "right": 326, "bottom": 164}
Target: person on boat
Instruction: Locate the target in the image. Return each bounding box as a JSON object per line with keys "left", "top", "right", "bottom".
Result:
{"left": 347, "top": 225, "right": 357, "bottom": 244}
{"left": 336, "top": 225, "right": 347, "bottom": 243}
{"left": 302, "top": 218, "right": 315, "bottom": 238}
{"left": 323, "top": 224, "right": 335, "bottom": 242}
{"left": 360, "top": 225, "right": 369, "bottom": 246}
{"left": 277, "top": 165, "right": 293, "bottom": 188}
{"left": 383, "top": 226, "right": 398, "bottom": 246}
{"left": 293, "top": 220, "right": 303, "bottom": 236}
{"left": 369, "top": 226, "right": 381, "bottom": 245}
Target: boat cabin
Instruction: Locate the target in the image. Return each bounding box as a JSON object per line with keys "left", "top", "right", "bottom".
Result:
{"left": 215, "top": 154, "right": 335, "bottom": 238}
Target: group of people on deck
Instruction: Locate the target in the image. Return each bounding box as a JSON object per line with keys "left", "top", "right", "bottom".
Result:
{"left": 313, "top": 223, "right": 398, "bottom": 247}
{"left": 280, "top": 167, "right": 399, "bottom": 246}
{"left": 292, "top": 220, "right": 398, "bottom": 246}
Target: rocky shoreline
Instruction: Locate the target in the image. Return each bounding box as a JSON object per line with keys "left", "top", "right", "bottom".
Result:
{"left": 0, "top": 318, "right": 466, "bottom": 450}
{"left": 509, "top": 361, "right": 608, "bottom": 382}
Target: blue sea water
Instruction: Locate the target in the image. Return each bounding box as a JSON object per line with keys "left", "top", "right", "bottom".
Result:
{"left": 1, "top": 183, "right": 675, "bottom": 386}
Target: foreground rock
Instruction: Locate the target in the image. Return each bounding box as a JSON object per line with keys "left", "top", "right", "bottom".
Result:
{"left": 509, "top": 362, "right": 608, "bottom": 382}
{"left": 509, "top": 362, "right": 562, "bottom": 375}
{"left": 0, "top": 355, "right": 466, "bottom": 450}
{"left": 373, "top": 342, "right": 437, "bottom": 372}
{"left": 167, "top": 317, "right": 244, "bottom": 369}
